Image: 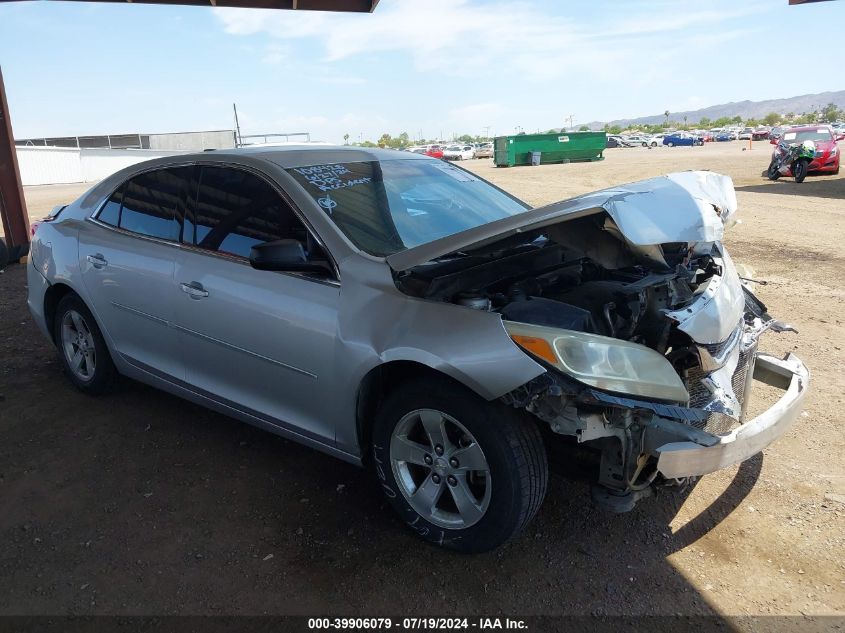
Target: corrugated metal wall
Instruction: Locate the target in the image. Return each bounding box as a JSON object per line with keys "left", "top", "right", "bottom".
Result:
{"left": 17, "top": 146, "right": 190, "bottom": 186}
{"left": 148, "top": 130, "right": 235, "bottom": 151}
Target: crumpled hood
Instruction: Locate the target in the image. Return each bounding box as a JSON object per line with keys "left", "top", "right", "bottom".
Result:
{"left": 386, "top": 171, "right": 738, "bottom": 272}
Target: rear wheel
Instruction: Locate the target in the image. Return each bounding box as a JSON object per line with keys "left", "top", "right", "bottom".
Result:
{"left": 0, "top": 237, "right": 8, "bottom": 270}
{"left": 54, "top": 293, "right": 116, "bottom": 394}
{"left": 767, "top": 160, "right": 781, "bottom": 181}
{"left": 372, "top": 379, "right": 548, "bottom": 553}
{"left": 794, "top": 160, "right": 808, "bottom": 183}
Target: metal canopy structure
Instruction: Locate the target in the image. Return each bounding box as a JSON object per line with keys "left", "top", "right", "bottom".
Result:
{"left": 0, "top": 0, "right": 378, "bottom": 265}
{"left": 48, "top": 0, "right": 379, "bottom": 10}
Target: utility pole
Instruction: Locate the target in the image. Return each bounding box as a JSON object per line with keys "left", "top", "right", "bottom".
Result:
{"left": 566, "top": 114, "right": 574, "bottom": 131}
{"left": 233, "top": 103, "right": 242, "bottom": 147}
{"left": 482, "top": 126, "right": 491, "bottom": 140}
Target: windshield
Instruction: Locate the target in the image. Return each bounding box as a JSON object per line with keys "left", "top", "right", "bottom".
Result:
{"left": 782, "top": 129, "right": 833, "bottom": 143}
{"left": 287, "top": 159, "right": 529, "bottom": 256}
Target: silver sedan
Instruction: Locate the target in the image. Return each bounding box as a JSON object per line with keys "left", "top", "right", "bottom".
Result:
{"left": 27, "top": 146, "right": 808, "bottom": 552}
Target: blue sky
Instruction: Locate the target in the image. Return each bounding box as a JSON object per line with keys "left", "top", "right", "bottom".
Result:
{"left": 1, "top": 0, "right": 842, "bottom": 143}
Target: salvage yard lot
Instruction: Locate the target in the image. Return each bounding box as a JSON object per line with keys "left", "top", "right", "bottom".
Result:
{"left": 1, "top": 141, "right": 843, "bottom": 618}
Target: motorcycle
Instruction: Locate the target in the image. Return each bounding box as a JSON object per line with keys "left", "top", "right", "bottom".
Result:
{"left": 767, "top": 140, "right": 815, "bottom": 183}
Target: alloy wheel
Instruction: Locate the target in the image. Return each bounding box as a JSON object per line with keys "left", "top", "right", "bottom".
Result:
{"left": 61, "top": 309, "right": 96, "bottom": 381}
{"left": 389, "top": 408, "right": 492, "bottom": 529}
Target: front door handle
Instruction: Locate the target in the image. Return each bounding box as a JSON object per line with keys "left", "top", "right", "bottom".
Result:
{"left": 86, "top": 253, "right": 108, "bottom": 269}
{"left": 180, "top": 281, "right": 209, "bottom": 299}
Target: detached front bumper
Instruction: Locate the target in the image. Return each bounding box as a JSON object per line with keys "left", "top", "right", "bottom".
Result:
{"left": 655, "top": 352, "right": 809, "bottom": 479}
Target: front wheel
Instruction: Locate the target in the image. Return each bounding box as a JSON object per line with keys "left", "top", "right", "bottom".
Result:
{"left": 372, "top": 380, "right": 548, "bottom": 553}
{"left": 667, "top": 141, "right": 674, "bottom": 147}
{"left": 793, "top": 160, "right": 809, "bottom": 183}
{"left": 767, "top": 160, "right": 781, "bottom": 181}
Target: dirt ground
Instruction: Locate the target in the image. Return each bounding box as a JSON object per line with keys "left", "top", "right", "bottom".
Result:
{"left": 1, "top": 141, "right": 843, "bottom": 621}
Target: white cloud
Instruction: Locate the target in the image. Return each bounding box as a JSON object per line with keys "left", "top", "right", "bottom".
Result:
{"left": 214, "top": 0, "right": 762, "bottom": 82}
{"left": 449, "top": 103, "right": 504, "bottom": 124}
{"left": 261, "top": 43, "right": 289, "bottom": 65}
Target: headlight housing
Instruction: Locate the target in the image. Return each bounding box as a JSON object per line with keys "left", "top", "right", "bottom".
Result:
{"left": 504, "top": 321, "right": 689, "bottom": 403}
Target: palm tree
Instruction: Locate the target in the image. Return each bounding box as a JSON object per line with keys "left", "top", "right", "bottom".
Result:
{"left": 664, "top": 110, "right": 670, "bottom": 127}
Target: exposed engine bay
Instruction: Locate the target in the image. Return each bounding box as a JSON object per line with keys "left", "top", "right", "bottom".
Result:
{"left": 392, "top": 173, "right": 806, "bottom": 512}
{"left": 395, "top": 208, "right": 755, "bottom": 403}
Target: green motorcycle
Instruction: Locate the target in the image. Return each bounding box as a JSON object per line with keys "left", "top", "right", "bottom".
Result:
{"left": 767, "top": 140, "right": 815, "bottom": 183}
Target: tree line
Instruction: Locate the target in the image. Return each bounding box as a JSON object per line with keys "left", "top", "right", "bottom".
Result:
{"left": 602, "top": 103, "right": 842, "bottom": 135}
{"left": 347, "top": 103, "right": 843, "bottom": 147}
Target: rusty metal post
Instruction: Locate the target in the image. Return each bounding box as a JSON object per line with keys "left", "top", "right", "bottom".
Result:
{"left": 0, "top": 65, "right": 30, "bottom": 261}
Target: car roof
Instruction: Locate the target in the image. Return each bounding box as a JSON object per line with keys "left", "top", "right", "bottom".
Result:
{"left": 786, "top": 125, "right": 831, "bottom": 132}
{"left": 162, "top": 144, "right": 430, "bottom": 169}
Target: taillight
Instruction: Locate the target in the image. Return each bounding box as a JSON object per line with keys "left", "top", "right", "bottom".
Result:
{"left": 30, "top": 221, "right": 41, "bottom": 238}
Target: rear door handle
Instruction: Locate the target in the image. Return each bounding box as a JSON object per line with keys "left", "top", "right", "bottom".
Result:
{"left": 86, "top": 253, "right": 108, "bottom": 268}
{"left": 180, "top": 281, "right": 209, "bottom": 299}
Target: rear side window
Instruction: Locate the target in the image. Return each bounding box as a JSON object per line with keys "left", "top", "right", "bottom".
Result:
{"left": 97, "top": 188, "right": 123, "bottom": 226}
{"left": 187, "top": 166, "right": 307, "bottom": 258}
{"left": 118, "top": 168, "right": 190, "bottom": 241}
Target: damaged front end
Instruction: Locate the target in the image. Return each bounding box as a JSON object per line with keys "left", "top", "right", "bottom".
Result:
{"left": 393, "top": 171, "right": 810, "bottom": 511}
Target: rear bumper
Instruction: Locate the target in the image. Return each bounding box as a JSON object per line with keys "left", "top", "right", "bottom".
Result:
{"left": 655, "top": 352, "right": 809, "bottom": 478}
{"left": 26, "top": 259, "right": 53, "bottom": 341}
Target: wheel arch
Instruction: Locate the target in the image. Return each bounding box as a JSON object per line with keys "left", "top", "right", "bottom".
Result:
{"left": 44, "top": 282, "right": 79, "bottom": 343}
{"left": 355, "top": 360, "right": 478, "bottom": 465}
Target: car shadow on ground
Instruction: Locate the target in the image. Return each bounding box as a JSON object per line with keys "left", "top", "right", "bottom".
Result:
{"left": 0, "top": 263, "right": 758, "bottom": 622}
{"left": 740, "top": 174, "right": 844, "bottom": 199}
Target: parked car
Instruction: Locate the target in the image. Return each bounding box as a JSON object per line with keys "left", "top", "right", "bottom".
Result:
{"left": 443, "top": 145, "right": 475, "bottom": 160}
{"left": 27, "top": 147, "right": 809, "bottom": 553}
{"left": 699, "top": 131, "right": 714, "bottom": 142}
{"left": 770, "top": 126, "right": 840, "bottom": 176}
{"left": 475, "top": 142, "right": 494, "bottom": 158}
{"left": 662, "top": 132, "right": 704, "bottom": 147}
{"left": 752, "top": 128, "right": 770, "bottom": 141}
{"left": 424, "top": 145, "right": 444, "bottom": 159}
{"left": 738, "top": 128, "right": 753, "bottom": 141}
{"left": 621, "top": 135, "right": 651, "bottom": 147}
{"left": 606, "top": 135, "right": 624, "bottom": 148}
{"left": 715, "top": 131, "right": 734, "bottom": 142}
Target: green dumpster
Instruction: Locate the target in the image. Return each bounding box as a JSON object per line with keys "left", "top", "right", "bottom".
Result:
{"left": 493, "top": 132, "right": 606, "bottom": 167}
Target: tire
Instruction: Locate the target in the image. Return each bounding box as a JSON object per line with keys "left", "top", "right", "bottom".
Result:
{"left": 372, "top": 379, "right": 548, "bottom": 553}
{"left": 0, "top": 237, "right": 8, "bottom": 271}
{"left": 53, "top": 293, "right": 116, "bottom": 394}
{"left": 767, "top": 160, "right": 781, "bottom": 181}
{"left": 794, "top": 160, "right": 808, "bottom": 183}
{"left": 667, "top": 141, "right": 674, "bottom": 147}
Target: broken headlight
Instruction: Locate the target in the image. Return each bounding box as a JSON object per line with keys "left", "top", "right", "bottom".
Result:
{"left": 503, "top": 321, "right": 689, "bottom": 403}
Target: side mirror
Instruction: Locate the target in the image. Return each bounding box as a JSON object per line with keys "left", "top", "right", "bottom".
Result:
{"left": 249, "top": 239, "right": 329, "bottom": 273}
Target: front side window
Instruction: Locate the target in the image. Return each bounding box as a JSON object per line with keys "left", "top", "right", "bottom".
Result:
{"left": 188, "top": 166, "right": 308, "bottom": 259}
{"left": 287, "top": 159, "right": 528, "bottom": 256}
{"left": 101, "top": 167, "right": 190, "bottom": 241}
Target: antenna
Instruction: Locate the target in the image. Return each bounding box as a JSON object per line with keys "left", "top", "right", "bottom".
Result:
{"left": 233, "top": 103, "right": 242, "bottom": 147}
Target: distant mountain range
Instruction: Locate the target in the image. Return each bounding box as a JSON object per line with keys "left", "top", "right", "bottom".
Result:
{"left": 584, "top": 90, "right": 845, "bottom": 128}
